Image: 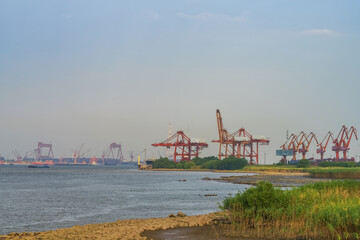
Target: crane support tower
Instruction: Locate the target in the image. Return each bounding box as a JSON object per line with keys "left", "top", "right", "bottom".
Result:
{"left": 35, "top": 142, "right": 54, "bottom": 161}
{"left": 102, "top": 143, "right": 124, "bottom": 165}
{"left": 152, "top": 131, "right": 208, "bottom": 162}
{"left": 332, "top": 126, "right": 358, "bottom": 161}
{"left": 212, "top": 109, "right": 270, "bottom": 164}
{"left": 317, "top": 131, "right": 335, "bottom": 160}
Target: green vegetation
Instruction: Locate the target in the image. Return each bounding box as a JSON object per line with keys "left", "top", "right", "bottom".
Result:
{"left": 151, "top": 156, "right": 248, "bottom": 170}
{"left": 151, "top": 157, "right": 176, "bottom": 169}
{"left": 297, "top": 159, "right": 310, "bottom": 168}
{"left": 310, "top": 168, "right": 360, "bottom": 179}
{"left": 319, "top": 161, "right": 360, "bottom": 168}
{"left": 241, "top": 164, "right": 307, "bottom": 173}
{"left": 222, "top": 180, "right": 360, "bottom": 239}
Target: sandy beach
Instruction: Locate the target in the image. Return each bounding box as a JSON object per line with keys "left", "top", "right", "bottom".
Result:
{"left": 0, "top": 213, "right": 218, "bottom": 240}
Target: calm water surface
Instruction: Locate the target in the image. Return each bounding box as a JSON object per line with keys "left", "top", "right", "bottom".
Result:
{"left": 0, "top": 165, "right": 250, "bottom": 235}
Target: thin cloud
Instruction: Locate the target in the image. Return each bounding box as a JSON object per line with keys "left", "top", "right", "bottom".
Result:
{"left": 146, "top": 11, "right": 160, "bottom": 20}
{"left": 299, "top": 29, "right": 339, "bottom": 36}
{"left": 177, "top": 12, "right": 245, "bottom": 22}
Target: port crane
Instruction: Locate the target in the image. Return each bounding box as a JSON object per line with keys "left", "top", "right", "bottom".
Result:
{"left": 212, "top": 109, "right": 269, "bottom": 164}
{"left": 298, "top": 132, "right": 318, "bottom": 159}
{"left": 317, "top": 131, "right": 335, "bottom": 160}
{"left": 152, "top": 131, "right": 208, "bottom": 162}
{"left": 332, "top": 126, "right": 358, "bottom": 160}
{"left": 279, "top": 134, "right": 299, "bottom": 160}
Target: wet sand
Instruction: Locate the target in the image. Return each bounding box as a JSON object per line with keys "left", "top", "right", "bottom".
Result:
{"left": 142, "top": 225, "right": 258, "bottom": 240}
{"left": 0, "top": 213, "right": 217, "bottom": 240}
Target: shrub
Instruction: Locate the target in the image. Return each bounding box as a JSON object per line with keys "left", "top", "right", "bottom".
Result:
{"left": 297, "top": 159, "right": 310, "bottom": 168}
{"left": 152, "top": 157, "right": 176, "bottom": 168}
{"left": 192, "top": 156, "right": 218, "bottom": 166}
{"left": 319, "top": 161, "right": 359, "bottom": 168}
{"left": 201, "top": 160, "right": 220, "bottom": 169}
{"left": 184, "top": 161, "right": 196, "bottom": 169}
{"left": 217, "top": 156, "right": 248, "bottom": 170}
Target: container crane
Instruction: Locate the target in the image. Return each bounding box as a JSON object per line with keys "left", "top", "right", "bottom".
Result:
{"left": 212, "top": 109, "right": 270, "bottom": 164}
{"left": 152, "top": 131, "right": 208, "bottom": 162}
{"left": 212, "top": 109, "right": 236, "bottom": 159}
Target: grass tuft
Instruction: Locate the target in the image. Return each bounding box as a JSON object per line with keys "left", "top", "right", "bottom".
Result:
{"left": 221, "top": 180, "right": 360, "bottom": 239}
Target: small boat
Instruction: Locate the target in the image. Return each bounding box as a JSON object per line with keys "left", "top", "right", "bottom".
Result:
{"left": 28, "top": 165, "right": 50, "bottom": 168}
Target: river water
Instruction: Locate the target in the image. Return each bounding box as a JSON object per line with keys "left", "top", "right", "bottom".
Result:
{"left": 0, "top": 165, "right": 250, "bottom": 235}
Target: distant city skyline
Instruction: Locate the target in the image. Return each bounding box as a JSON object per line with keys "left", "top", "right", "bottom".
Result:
{"left": 1, "top": 0, "right": 359, "bottom": 163}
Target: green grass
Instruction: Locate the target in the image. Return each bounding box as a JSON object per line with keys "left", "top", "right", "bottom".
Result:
{"left": 310, "top": 167, "right": 360, "bottom": 179}
{"left": 240, "top": 164, "right": 308, "bottom": 173}
{"left": 221, "top": 180, "right": 360, "bottom": 239}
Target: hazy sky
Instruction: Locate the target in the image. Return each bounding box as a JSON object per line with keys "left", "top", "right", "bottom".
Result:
{"left": 1, "top": 0, "right": 359, "bottom": 163}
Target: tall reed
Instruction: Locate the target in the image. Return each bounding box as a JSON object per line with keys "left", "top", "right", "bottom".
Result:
{"left": 221, "top": 180, "right": 360, "bottom": 239}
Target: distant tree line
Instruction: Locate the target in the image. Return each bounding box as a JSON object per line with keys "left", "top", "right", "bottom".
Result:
{"left": 151, "top": 155, "right": 248, "bottom": 170}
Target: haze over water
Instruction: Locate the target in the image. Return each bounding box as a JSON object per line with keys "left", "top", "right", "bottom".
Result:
{"left": 0, "top": 165, "right": 249, "bottom": 235}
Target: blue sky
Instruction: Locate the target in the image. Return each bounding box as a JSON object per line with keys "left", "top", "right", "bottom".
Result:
{"left": 0, "top": 0, "right": 359, "bottom": 162}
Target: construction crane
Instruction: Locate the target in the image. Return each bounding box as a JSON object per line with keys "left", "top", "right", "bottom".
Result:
{"left": 231, "top": 128, "right": 270, "bottom": 164}
{"left": 332, "top": 126, "right": 358, "bottom": 160}
{"left": 280, "top": 132, "right": 318, "bottom": 160}
{"left": 212, "top": 109, "right": 270, "bottom": 164}
{"left": 71, "top": 143, "right": 84, "bottom": 164}
{"left": 317, "top": 131, "right": 335, "bottom": 160}
{"left": 279, "top": 134, "right": 298, "bottom": 160}
{"left": 213, "top": 109, "right": 236, "bottom": 159}
{"left": 342, "top": 127, "right": 358, "bottom": 160}
{"left": 298, "top": 132, "right": 318, "bottom": 160}
{"left": 152, "top": 131, "right": 208, "bottom": 162}
{"left": 13, "top": 150, "right": 23, "bottom": 162}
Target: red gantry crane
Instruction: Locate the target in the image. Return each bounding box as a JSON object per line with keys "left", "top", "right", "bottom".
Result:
{"left": 342, "top": 127, "right": 358, "bottom": 160}
{"left": 213, "top": 109, "right": 236, "bottom": 159}
{"left": 152, "top": 131, "right": 208, "bottom": 162}
{"left": 212, "top": 109, "right": 270, "bottom": 164}
{"left": 317, "top": 131, "right": 335, "bottom": 160}
{"left": 298, "top": 132, "right": 318, "bottom": 160}
{"left": 279, "top": 134, "right": 299, "bottom": 160}
{"left": 280, "top": 132, "right": 318, "bottom": 160}
{"left": 332, "top": 126, "right": 358, "bottom": 161}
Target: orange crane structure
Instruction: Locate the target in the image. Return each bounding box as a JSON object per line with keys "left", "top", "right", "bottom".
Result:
{"left": 279, "top": 132, "right": 318, "bottom": 160}
{"left": 152, "top": 131, "right": 208, "bottom": 162}
{"left": 280, "top": 126, "right": 358, "bottom": 162}
{"left": 317, "top": 131, "right": 335, "bottom": 160}
{"left": 332, "top": 126, "right": 358, "bottom": 160}
{"left": 212, "top": 109, "right": 270, "bottom": 164}
{"left": 298, "top": 132, "right": 318, "bottom": 159}
{"left": 279, "top": 134, "right": 299, "bottom": 160}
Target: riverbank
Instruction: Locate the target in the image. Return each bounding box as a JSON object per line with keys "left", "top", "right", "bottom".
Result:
{"left": 0, "top": 213, "right": 218, "bottom": 240}
{"left": 204, "top": 171, "right": 331, "bottom": 187}
{"left": 150, "top": 168, "right": 331, "bottom": 187}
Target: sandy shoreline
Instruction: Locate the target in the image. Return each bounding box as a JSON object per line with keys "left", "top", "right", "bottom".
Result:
{"left": 0, "top": 213, "right": 218, "bottom": 240}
